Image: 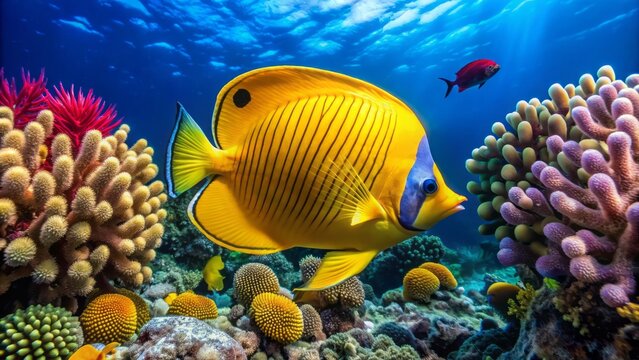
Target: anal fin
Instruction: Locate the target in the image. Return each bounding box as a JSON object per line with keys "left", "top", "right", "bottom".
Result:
{"left": 294, "top": 249, "right": 377, "bottom": 302}
{"left": 189, "top": 178, "right": 285, "bottom": 255}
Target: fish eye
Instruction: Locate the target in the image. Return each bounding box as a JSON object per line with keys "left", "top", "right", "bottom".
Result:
{"left": 421, "top": 179, "right": 438, "bottom": 195}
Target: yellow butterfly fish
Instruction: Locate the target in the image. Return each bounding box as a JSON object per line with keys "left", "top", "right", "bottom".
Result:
{"left": 203, "top": 254, "right": 225, "bottom": 291}
{"left": 166, "top": 66, "right": 466, "bottom": 301}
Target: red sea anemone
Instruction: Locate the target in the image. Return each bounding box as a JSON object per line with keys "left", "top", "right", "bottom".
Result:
{"left": 46, "top": 83, "right": 122, "bottom": 150}
{"left": 0, "top": 68, "right": 48, "bottom": 128}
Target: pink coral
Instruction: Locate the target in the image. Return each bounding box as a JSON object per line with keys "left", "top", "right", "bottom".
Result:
{"left": 497, "top": 67, "right": 639, "bottom": 307}
{"left": 0, "top": 69, "right": 47, "bottom": 127}
{"left": 46, "top": 84, "right": 122, "bottom": 150}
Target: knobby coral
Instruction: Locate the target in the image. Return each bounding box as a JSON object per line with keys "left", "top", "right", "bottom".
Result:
{"left": 0, "top": 304, "right": 82, "bottom": 360}
{"left": 467, "top": 65, "right": 639, "bottom": 307}
{"left": 418, "top": 262, "right": 457, "bottom": 290}
{"left": 0, "top": 104, "right": 166, "bottom": 308}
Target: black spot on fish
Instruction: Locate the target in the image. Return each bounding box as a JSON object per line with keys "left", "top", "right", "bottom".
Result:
{"left": 233, "top": 89, "right": 251, "bottom": 108}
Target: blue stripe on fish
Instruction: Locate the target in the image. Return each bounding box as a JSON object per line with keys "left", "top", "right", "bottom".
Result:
{"left": 398, "top": 135, "right": 435, "bottom": 230}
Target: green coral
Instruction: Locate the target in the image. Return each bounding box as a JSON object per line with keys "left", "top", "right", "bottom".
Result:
{"left": 507, "top": 283, "right": 537, "bottom": 320}
{"left": 0, "top": 304, "right": 83, "bottom": 360}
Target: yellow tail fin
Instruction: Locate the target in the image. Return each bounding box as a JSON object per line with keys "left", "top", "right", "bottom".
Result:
{"left": 167, "top": 103, "right": 217, "bottom": 197}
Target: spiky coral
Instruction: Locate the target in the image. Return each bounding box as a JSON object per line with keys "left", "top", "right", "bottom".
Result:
{"left": 233, "top": 263, "right": 280, "bottom": 308}
{"left": 0, "top": 104, "right": 166, "bottom": 309}
{"left": 467, "top": 65, "right": 639, "bottom": 308}
{"left": 0, "top": 69, "right": 48, "bottom": 128}
{"left": 46, "top": 84, "right": 121, "bottom": 150}
{"left": 250, "top": 292, "right": 303, "bottom": 344}
{"left": 167, "top": 292, "right": 219, "bottom": 320}
{"left": 80, "top": 293, "right": 137, "bottom": 344}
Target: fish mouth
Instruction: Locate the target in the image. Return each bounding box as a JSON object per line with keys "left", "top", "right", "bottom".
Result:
{"left": 440, "top": 196, "right": 467, "bottom": 220}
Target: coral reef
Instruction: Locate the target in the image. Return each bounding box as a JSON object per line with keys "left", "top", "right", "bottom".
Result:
{"left": 467, "top": 65, "right": 639, "bottom": 308}
{"left": 299, "top": 255, "right": 365, "bottom": 309}
{"left": 123, "top": 316, "right": 246, "bottom": 360}
{"left": 361, "top": 233, "right": 446, "bottom": 294}
{"left": 233, "top": 263, "right": 280, "bottom": 308}
{"left": 160, "top": 187, "right": 217, "bottom": 270}
{"left": 151, "top": 254, "right": 202, "bottom": 293}
{"left": 0, "top": 304, "right": 82, "bottom": 359}
{"left": 0, "top": 103, "right": 166, "bottom": 310}
{"left": 502, "top": 287, "right": 634, "bottom": 359}
{"left": 80, "top": 293, "right": 137, "bottom": 344}
{"left": 249, "top": 292, "right": 303, "bottom": 344}
{"left": 167, "top": 292, "right": 219, "bottom": 320}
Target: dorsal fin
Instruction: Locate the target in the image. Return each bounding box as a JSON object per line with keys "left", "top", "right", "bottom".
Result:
{"left": 211, "top": 66, "right": 412, "bottom": 149}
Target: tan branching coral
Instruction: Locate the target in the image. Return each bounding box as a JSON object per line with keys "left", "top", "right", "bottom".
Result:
{"left": 0, "top": 106, "right": 166, "bottom": 309}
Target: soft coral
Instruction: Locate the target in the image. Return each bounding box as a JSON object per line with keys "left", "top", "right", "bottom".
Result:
{"left": 0, "top": 68, "right": 48, "bottom": 128}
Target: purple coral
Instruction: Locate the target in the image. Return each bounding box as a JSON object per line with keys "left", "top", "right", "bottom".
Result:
{"left": 497, "top": 67, "right": 639, "bottom": 307}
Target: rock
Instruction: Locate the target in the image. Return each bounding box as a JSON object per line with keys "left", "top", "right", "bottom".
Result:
{"left": 123, "top": 316, "right": 246, "bottom": 360}
{"left": 143, "top": 283, "right": 176, "bottom": 300}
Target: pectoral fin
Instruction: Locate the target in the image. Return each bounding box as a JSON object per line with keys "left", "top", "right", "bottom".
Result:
{"left": 351, "top": 196, "right": 386, "bottom": 226}
{"left": 293, "top": 249, "right": 377, "bottom": 302}
{"left": 313, "top": 157, "right": 387, "bottom": 227}
{"left": 479, "top": 81, "right": 486, "bottom": 89}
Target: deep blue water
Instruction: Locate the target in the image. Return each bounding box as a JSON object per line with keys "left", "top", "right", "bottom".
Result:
{"left": 1, "top": 0, "right": 638, "bottom": 248}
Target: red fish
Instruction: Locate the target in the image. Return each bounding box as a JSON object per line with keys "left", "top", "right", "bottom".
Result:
{"left": 439, "top": 59, "right": 500, "bottom": 97}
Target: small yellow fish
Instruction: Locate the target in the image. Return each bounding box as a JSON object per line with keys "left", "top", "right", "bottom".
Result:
{"left": 164, "top": 292, "right": 178, "bottom": 305}
{"left": 69, "top": 342, "right": 119, "bottom": 360}
{"left": 166, "top": 66, "right": 466, "bottom": 299}
{"left": 203, "top": 254, "right": 225, "bottom": 291}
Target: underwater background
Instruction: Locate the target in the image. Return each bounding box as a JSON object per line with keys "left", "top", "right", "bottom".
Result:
{"left": 0, "top": 0, "right": 638, "bottom": 359}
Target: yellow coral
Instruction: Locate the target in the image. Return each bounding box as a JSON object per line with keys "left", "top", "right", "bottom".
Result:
{"left": 251, "top": 293, "right": 303, "bottom": 344}
{"left": 80, "top": 293, "right": 137, "bottom": 344}
{"left": 114, "top": 288, "right": 151, "bottom": 331}
{"left": 419, "top": 262, "right": 457, "bottom": 290}
{"left": 167, "top": 292, "right": 219, "bottom": 320}
{"left": 487, "top": 282, "right": 522, "bottom": 317}
{"left": 233, "top": 263, "right": 280, "bottom": 307}
{"left": 402, "top": 268, "right": 440, "bottom": 302}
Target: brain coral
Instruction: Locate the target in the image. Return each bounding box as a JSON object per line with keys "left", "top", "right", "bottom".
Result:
{"left": 233, "top": 263, "right": 280, "bottom": 307}
{"left": 250, "top": 292, "right": 303, "bottom": 344}
{"left": 80, "top": 293, "right": 137, "bottom": 344}
{"left": 402, "top": 268, "right": 440, "bottom": 302}
{"left": 0, "top": 304, "right": 82, "bottom": 360}
{"left": 418, "top": 262, "right": 457, "bottom": 290}
{"left": 467, "top": 65, "right": 639, "bottom": 307}
{"left": 0, "top": 101, "right": 166, "bottom": 309}
{"left": 167, "top": 292, "right": 218, "bottom": 320}
{"left": 299, "top": 255, "right": 365, "bottom": 308}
